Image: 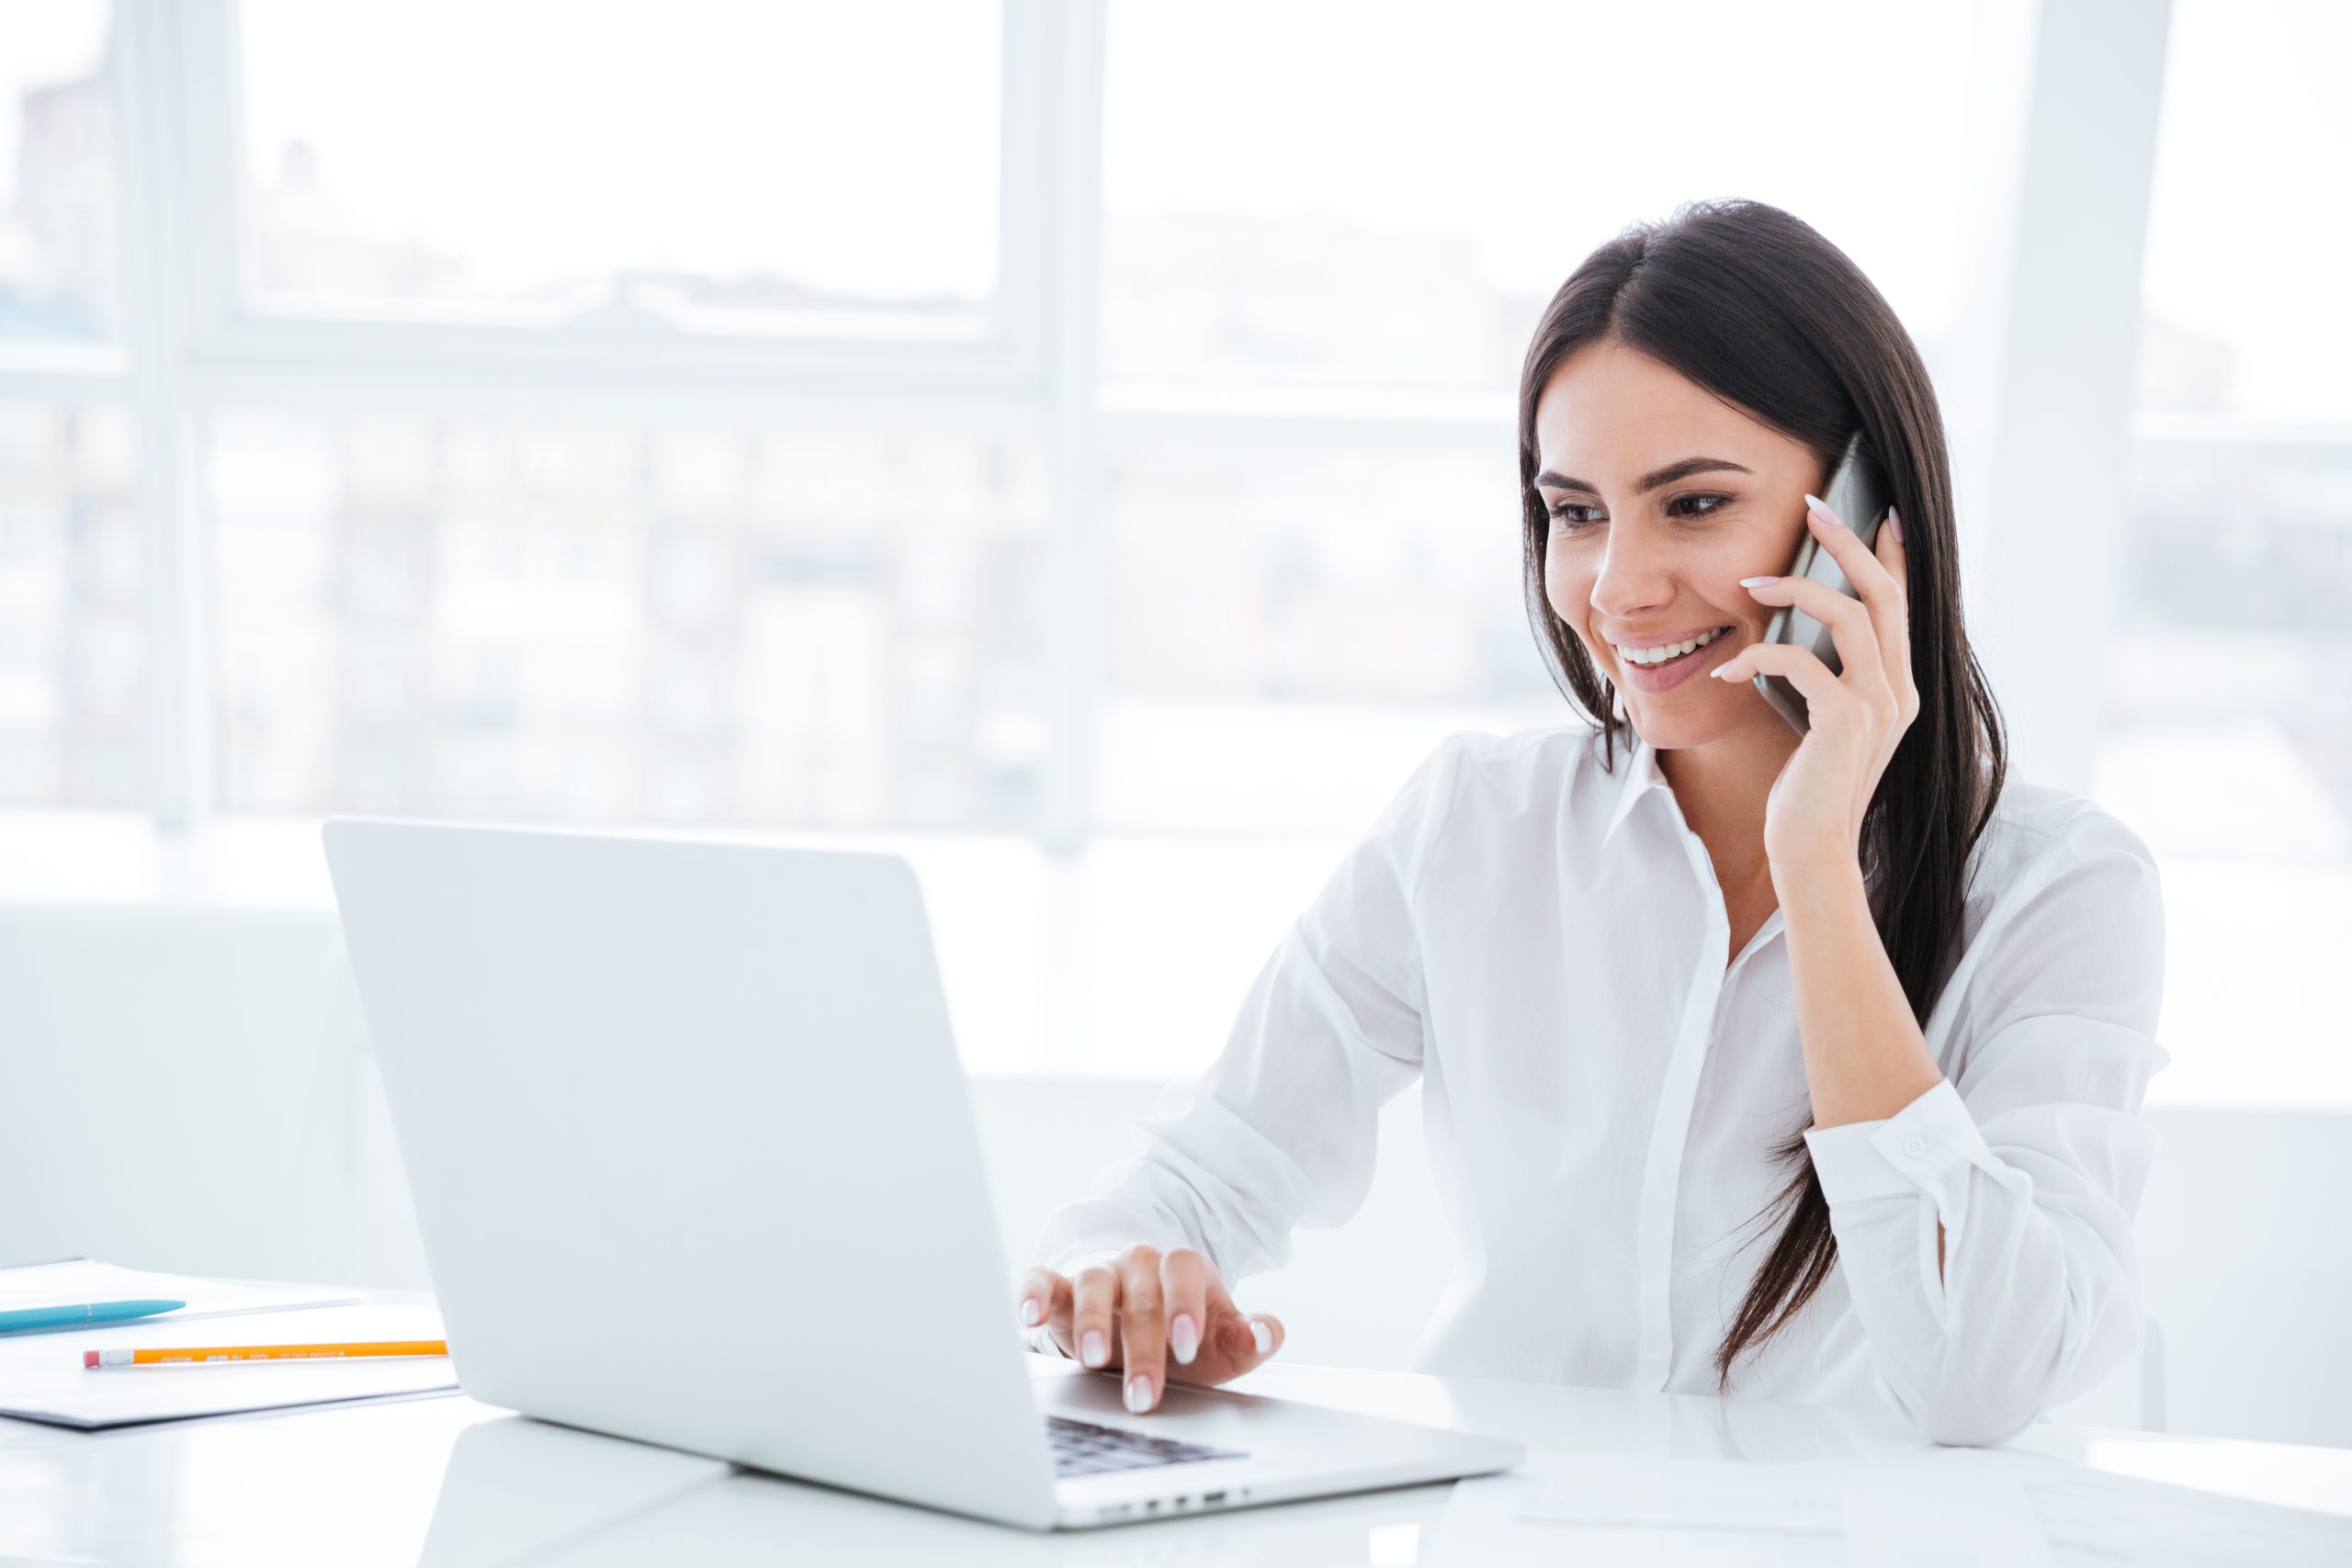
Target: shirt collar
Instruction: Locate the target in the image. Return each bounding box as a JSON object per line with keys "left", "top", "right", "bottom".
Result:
{"left": 1600, "top": 725, "right": 1888, "bottom": 904}
{"left": 1601, "top": 726, "right": 1669, "bottom": 849}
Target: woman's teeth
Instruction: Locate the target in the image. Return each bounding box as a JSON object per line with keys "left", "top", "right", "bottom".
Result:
{"left": 1618, "top": 626, "right": 1730, "bottom": 666}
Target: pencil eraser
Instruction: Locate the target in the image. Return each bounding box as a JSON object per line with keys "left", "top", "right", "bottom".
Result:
{"left": 83, "top": 1350, "right": 99, "bottom": 1369}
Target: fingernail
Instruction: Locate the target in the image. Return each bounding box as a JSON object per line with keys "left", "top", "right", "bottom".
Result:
{"left": 1170, "top": 1314, "right": 1198, "bottom": 1365}
{"left": 1887, "top": 506, "right": 1904, "bottom": 545}
{"left": 1081, "top": 1330, "right": 1107, "bottom": 1368}
{"left": 1739, "top": 575, "right": 1776, "bottom": 587}
{"left": 1125, "top": 1374, "right": 1154, "bottom": 1413}
{"left": 1251, "top": 1320, "right": 1273, "bottom": 1356}
{"left": 1804, "top": 492, "right": 1845, "bottom": 526}
{"left": 1019, "top": 1298, "right": 1041, "bottom": 1327}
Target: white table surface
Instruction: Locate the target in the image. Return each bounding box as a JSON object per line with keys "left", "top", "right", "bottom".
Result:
{"left": 5, "top": 1337, "right": 2347, "bottom": 1566}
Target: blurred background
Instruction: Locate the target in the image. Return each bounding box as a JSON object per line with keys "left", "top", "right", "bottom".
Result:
{"left": 1, "top": 0, "right": 2346, "bottom": 1445}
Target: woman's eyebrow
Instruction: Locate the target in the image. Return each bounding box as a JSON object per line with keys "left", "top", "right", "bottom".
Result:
{"left": 1533, "top": 457, "right": 1755, "bottom": 493}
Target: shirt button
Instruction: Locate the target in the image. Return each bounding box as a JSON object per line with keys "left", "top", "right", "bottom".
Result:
{"left": 1902, "top": 1135, "right": 1928, "bottom": 1157}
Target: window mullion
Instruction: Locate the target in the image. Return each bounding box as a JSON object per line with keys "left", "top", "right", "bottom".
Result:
{"left": 112, "top": 0, "right": 216, "bottom": 829}
{"left": 1034, "top": 0, "right": 1106, "bottom": 860}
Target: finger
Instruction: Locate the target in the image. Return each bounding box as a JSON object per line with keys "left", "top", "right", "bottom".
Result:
{"left": 1116, "top": 1247, "right": 1169, "bottom": 1413}
{"left": 1878, "top": 502, "right": 1906, "bottom": 587}
{"left": 1022, "top": 1268, "right": 1077, "bottom": 1357}
{"left": 1798, "top": 493, "right": 1909, "bottom": 699}
{"left": 1738, "top": 572, "right": 1888, "bottom": 702}
{"left": 1204, "top": 1274, "right": 1284, "bottom": 1370}
{"left": 1071, "top": 1264, "right": 1120, "bottom": 1371}
{"left": 1876, "top": 508, "right": 1919, "bottom": 718}
{"left": 1159, "top": 1247, "right": 1211, "bottom": 1375}
{"left": 1803, "top": 492, "right": 1905, "bottom": 621}
{"left": 1711, "top": 640, "right": 1854, "bottom": 726}
{"left": 1015, "top": 1267, "right": 1063, "bottom": 1333}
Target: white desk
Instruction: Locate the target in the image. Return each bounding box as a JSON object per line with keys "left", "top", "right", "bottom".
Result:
{"left": 4, "top": 1349, "right": 2347, "bottom": 1565}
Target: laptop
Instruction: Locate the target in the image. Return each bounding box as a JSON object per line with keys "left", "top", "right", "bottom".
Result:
{"left": 322, "top": 820, "right": 1522, "bottom": 1531}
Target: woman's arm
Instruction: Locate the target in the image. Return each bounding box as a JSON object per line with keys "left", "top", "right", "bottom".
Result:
{"left": 1788, "top": 813, "right": 2168, "bottom": 1446}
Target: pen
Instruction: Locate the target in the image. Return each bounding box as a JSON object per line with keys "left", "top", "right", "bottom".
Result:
{"left": 85, "top": 1338, "right": 450, "bottom": 1368}
{"left": 0, "top": 1299, "right": 185, "bottom": 1335}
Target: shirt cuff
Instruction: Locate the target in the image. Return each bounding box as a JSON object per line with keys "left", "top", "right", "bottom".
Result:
{"left": 1802, "top": 1078, "right": 1998, "bottom": 1210}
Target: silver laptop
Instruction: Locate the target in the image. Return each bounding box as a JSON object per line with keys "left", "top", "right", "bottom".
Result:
{"left": 322, "top": 820, "right": 1521, "bottom": 1531}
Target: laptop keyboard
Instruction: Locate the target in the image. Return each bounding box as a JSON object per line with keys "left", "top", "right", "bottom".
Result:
{"left": 1046, "top": 1414, "right": 1245, "bottom": 1476}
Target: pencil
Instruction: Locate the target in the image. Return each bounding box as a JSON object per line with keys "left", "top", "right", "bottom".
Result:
{"left": 84, "top": 1339, "right": 448, "bottom": 1368}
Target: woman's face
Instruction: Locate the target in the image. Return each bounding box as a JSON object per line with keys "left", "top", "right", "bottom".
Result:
{"left": 1535, "top": 340, "right": 1826, "bottom": 751}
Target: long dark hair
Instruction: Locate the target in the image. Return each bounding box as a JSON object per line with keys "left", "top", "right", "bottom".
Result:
{"left": 1516, "top": 198, "right": 2009, "bottom": 1389}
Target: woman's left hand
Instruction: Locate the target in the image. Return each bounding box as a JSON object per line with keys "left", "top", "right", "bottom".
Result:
{"left": 1711, "top": 492, "right": 1919, "bottom": 877}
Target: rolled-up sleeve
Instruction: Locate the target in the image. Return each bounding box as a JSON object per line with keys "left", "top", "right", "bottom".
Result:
{"left": 1027, "top": 735, "right": 1466, "bottom": 1323}
{"left": 1801, "top": 806, "right": 2170, "bottom": 1446}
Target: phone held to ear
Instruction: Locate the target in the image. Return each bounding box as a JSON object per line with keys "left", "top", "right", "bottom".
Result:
{"left": 1752, "top": 431, "right": 1892, "bottom": 736}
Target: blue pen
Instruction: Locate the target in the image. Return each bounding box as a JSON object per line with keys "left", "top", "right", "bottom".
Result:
{"left": 0, "top": 1299, "right": 186, "bottom": 1335}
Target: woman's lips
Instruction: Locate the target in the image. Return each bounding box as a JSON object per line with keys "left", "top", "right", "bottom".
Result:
{"left": 1616, "top": 627, "right": 1736, "bottom": 693}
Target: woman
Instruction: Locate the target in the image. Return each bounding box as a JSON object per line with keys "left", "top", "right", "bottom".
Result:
{"left": 1013, "top": 198, "right": 2167, "bottom": 1448}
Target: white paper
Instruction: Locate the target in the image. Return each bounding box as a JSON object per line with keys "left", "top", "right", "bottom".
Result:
{"left": 1427, "top": 1451, "right": 2049, "bottom": 1567}
{"left": 1427, "top": 1449, "right": 2352, "bottom": 1567}
{"left": 1996, "top": 1451, "right": 2352, "bottom": 1567}
{"left": 0, "top": 1258, "right": 366, "bottom": 1334}
{"left": 0, "top": 1302, "right": 458, "bottom": 1428}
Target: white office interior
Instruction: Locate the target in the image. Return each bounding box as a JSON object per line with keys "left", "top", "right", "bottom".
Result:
{"left": 1, "top": 0, "right": 2348, "bottom": 1555}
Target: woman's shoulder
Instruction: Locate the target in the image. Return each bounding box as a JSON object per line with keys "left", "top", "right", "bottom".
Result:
{"left": 1973, "top": 775, "right": 2162, "bottom": 899}
{"left": 1953, "top": 777, "right": 2166, "bottom": 995}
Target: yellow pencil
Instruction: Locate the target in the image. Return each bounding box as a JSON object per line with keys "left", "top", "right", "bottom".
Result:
{"left": 84, "top": 1340, "right": 448, "bottom": 1368}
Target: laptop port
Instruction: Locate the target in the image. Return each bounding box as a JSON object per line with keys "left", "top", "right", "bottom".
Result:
{"left": 1202, "top": 1491, "right": 1227, "bottom": 1504}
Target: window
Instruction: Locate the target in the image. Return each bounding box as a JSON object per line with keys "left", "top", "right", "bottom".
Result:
{"left": 232, "top": 0, "right": 1004, "bottom": 338}
{"left": 1099, "top": 0, "right": 1978, "bottom": 393}
{"left": 208, "top": 411, "right": 1050, "bottom": 827}
{"left": 2092, "top": 0, "right": 2352, "bottom": 1108}
{"left": 0, "top": 0, "right": 119, "bottom": 353}
{"left": 1097, "top": 435, "right": 1556, "bottom": 832}
{"left": 0, "top": 1, "right": 2336, "bottom": 1096}
{"left": 2135, "top": 0, "right": 2352, "bottom": 423}
{"left": 0, "top": 397, "right": 144, "bottom": 804}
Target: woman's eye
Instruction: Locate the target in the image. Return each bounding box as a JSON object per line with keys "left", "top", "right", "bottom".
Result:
{"left": 1549, "top": 503, "right": 1603, "bottom": 529}
{"left": 1668, "top": 492, "right": 1729, "bottom": 518}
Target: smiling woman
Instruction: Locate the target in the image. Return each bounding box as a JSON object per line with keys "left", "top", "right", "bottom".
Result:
{"left": 1515, "top": 198, "right": 2006, "bottom": 1387}
{"left": 1027, "top": 198, "right": 2169, "bottom": 1450}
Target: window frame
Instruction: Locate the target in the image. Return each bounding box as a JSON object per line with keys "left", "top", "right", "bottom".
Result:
{"left": 164, "top": 0, "right": 1060, "bottom": 393}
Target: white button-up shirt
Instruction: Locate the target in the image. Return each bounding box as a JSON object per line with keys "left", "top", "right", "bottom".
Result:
{"left": 1031, "top": 724, "right": 2170, "bottom": 1445}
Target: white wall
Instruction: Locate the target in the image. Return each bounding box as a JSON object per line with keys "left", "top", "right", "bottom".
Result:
{"left": 1, "top": 907, "right": 2343, "bottom": 1449}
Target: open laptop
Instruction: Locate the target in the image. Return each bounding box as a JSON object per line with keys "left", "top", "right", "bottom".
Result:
{"left": 322, "top": 820, "right": 1521, "bottom": 1531}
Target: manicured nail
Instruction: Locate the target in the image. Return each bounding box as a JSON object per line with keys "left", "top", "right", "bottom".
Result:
{"left": 1804, "top": 492, "right": 1846, "bottom": 527}
{"left": 1170, "top": 1314, "right": 1198, "bottom": 1365}
{"left": 1886, "top": 506, "right": 1904, "bottom": 545}
{"left": 1250, "top": 1320, "right": 1273, "bottom": 1356}
{"left": 1125, "top": 1374, "right": 1154, "bottom": 1413}
{"left": 1081, "top": 1330, "right": 1108, "bottom": 1368}
{"left": 1739, "top": 575, "right": 1777, "bottom": 587}
{"left": 1020, "top": 1298, "right": 1041, "bottom": 1327}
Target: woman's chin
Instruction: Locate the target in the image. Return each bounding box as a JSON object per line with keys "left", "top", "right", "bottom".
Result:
{"left": 1618, "top": 688, "right": 1751, "bottom": 750}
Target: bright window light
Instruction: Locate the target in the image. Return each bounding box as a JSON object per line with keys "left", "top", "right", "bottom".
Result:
{"left": 234, "top": 0, "right": 1003, "bottom": 329}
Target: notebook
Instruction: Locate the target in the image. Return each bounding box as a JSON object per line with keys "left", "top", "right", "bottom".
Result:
{"left": 0, "top": 1301, "right": 457, "bottom": 1429}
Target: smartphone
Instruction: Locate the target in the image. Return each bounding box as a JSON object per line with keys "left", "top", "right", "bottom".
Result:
{"left": 1752, "top": 431, "right": 1892, "bottom": 735}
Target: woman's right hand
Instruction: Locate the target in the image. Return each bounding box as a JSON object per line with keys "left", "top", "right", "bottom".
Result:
{"left": 1017, "top": 1244, "right": 1285, "bottom": 1416}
